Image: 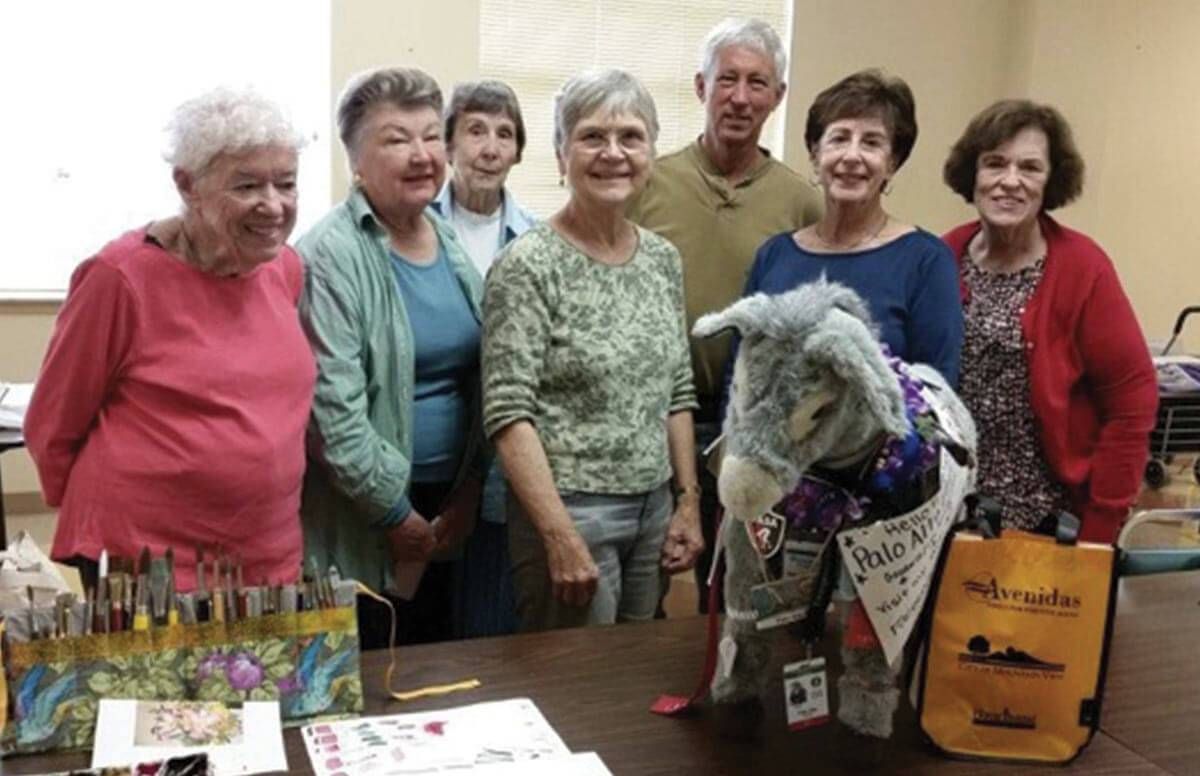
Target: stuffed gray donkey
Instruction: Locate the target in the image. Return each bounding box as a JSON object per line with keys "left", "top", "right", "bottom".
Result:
{"left": 692, "top": 278, "right": 976, "bottom": 743}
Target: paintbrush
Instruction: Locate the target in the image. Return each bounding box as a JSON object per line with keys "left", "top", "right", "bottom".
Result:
{"left": 84, "top": 587, "right": 95, "bottom": 636}
{"left": 235, "top": 556, "right": 246, "bottom": 619}
{"left": 133, "top": 578, "right": 150, "bottom": 630}
{"left": 108, "top": 575, "right": 125, "bottom": 632}
{"left": 224, "top": 554, "right": 237, "bottom": 622}
{"left": 94, "top": 578, "right": 108, "bottom": 634}
{"left": 149, "top": 558, "right": 170, "bottom": 626}
{"left": 195, "top": 546, "right": 211, "bottom": 622}
{"left": 165, "top": 546, "right": 178, "bottom": 625}
{"left": 212, "top": 555, "right": 226, "bottom": 623}
{"left": 27, "top": 585, "right": 39, "bottom": 640}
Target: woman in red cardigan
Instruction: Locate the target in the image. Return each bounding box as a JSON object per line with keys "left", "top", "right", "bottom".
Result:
{"left": 941, "top": 100, "right": 1157, "bottom": 543}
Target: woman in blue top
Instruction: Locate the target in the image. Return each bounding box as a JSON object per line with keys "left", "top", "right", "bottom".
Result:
{"left": 298, "top": 68, "right": 485, "bottom": 650}
{"left": 738, "top": 69, "right": 962, "bottom": 386}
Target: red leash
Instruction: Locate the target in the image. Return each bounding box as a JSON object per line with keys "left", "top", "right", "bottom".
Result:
{"left": 651, "top": 511, "right": 725, "bottom": 715}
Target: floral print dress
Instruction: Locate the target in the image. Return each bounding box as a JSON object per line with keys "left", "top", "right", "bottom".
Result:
{"left": 960, "top": 257, "right": 1070, "bottom": 530}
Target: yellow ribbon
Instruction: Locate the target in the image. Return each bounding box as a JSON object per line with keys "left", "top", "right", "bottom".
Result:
{"left": 354, "top": 583, "right": 481, "bottom": 702}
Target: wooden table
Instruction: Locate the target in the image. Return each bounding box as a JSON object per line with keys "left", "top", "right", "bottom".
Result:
{"left": 7, "top": 572, "right": 1196, "bottom": 775}
{"left": 1101, "top": 571, "right": 1200, "bottom": 775}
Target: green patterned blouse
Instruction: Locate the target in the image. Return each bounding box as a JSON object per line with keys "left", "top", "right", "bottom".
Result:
{"left": 482, "top": 222, "right": 697, "bottom": 495}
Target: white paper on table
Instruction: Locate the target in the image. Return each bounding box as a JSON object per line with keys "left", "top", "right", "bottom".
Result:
{"left": 302, "top": 697, "right": 570, "bottom": 775}
{"left": 0, "top": 381, "right": 33, "bottom": 429}
{"left": 91, "top": 699, "right": 287, "bottom": 775}
{"left": 471, "top": 751, "right": 613, "bottom": 775}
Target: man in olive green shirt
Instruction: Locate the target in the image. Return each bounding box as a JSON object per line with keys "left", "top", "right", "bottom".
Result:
{"left": 627, "top": 18, "right": 821, "bottom": 611}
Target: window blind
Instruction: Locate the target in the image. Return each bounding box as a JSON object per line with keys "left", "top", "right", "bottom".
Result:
{"left": 478, "top": 0, "right": 791, "bottom": 217}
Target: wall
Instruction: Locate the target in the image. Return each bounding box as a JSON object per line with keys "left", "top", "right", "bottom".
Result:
{"left": 1020, "top": 0, "right": 1200, "bottom": 343}
{"left": 329, "top": 0, "right": 481, "bottom": 197}
{"left": 1, "top": 304, "right": 55, "bottom": 510}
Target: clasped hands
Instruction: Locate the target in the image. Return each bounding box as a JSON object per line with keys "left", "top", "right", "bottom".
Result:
{"left": 386, "top": 483, "right": 479, "bottom": 565}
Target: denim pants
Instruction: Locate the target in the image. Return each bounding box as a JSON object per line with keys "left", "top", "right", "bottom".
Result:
{"left": 508, "top": 483, "right": 672, "bottom": 632}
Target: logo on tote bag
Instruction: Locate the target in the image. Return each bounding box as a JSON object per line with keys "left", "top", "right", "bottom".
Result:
{"left": 971, "top": 706, "right": 1037, "bottom": 730}
{"left": 962, "top": 573, "right": 1082, "bottom": 614}
{"left": 958, "top": 634, "right": 1065, "bottom": 674}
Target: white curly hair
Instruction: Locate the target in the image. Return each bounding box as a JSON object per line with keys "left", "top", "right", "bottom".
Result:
{"left": 164, "top": 86, "right": 305, "bottom": 175}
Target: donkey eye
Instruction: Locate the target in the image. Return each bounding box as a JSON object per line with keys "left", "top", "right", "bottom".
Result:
{"left": 812, "top": 404, "right": 833, "bottom": 420}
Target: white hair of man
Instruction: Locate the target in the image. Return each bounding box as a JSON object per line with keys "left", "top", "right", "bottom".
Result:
{"left": 553, "top": 68, "right": 660, "bottom": 157}
{"left": 164, "top": 86, "right": 305, "bottom": 175}
{"left": 699, "top": 17, "right": 787, "bottom": 86}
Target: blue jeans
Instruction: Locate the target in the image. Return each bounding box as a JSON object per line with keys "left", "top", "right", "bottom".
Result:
{"left": 508, "top": 484, "right": 672, "bottom": 631}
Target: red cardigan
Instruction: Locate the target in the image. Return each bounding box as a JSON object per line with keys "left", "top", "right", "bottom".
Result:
{"left": 943, "top": 216, "right": 1158, "bottom": 543}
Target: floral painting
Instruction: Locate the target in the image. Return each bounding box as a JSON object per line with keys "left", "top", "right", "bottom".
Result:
{"left": 2, "top": 611, "right": 363, "bottom": 756}
{"left": 134, "top": 700, "right": 243, "bottom": 747}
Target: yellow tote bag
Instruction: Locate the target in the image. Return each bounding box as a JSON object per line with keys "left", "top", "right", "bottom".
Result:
{"left": 916, "top": 527, "right": 1119, "bottom": 763}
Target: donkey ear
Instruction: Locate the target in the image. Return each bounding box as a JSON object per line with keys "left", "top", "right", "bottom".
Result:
{"left": 806, "top": 309, "right": 908, "bottom": 437}
{"left": 692, "top": 293, "right": 774, "bottom": 339}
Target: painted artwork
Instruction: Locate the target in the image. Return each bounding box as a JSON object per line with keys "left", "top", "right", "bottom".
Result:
{"left": 302, "top": 698, "right": 572, "bottom": 775}
{"left": 134, "top": 701, "right": 243, "bottom": 747}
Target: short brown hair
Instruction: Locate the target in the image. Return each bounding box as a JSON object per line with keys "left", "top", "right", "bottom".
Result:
{"left": 804, "top": 69, "right": 917, "bottom": 170}
{"left": 337, "top": 67, "right": 443, "bottom": 160}
{"left": 943, "top": 99, "right": 1084, "bottom": 211}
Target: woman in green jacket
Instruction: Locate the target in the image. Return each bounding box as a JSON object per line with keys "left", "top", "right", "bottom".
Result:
{"left": 298, "top": 68, "right": 485, "bottom": 649}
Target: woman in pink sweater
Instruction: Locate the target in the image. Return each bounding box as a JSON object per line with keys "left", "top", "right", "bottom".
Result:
{"left": 24, "top": 88, "right": 316, "bottom": 590}
{"left": 942, "top": 100, "right": 1157, "bottom": 542}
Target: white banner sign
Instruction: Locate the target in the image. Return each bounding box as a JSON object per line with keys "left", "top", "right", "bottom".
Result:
{"left": 837, "top": 388, "right": 972, "bottom": 666}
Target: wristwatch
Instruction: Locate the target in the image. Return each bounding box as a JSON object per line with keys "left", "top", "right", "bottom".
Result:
{"left": 672, "top": 482, "right": 702, "bottom": 501}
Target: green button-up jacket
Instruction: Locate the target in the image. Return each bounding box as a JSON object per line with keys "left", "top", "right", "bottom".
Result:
{"left": 296, "top": 187, "right": 485, "bottom": 590}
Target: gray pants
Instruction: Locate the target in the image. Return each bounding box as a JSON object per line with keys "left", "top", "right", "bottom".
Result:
{"left": 508, "top": 484, "right": 672, "bottom": 632}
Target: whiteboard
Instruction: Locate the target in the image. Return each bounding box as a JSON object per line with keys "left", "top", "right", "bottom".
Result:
{"left": 0, "top": 0, "right": 332, "bottom": 298}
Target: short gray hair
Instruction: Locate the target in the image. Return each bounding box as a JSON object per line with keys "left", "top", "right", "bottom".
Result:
{"left": 445, "top": 80, "right": 527, "bottom": 159}
{"left": 164, "top": 87, "right": 304, "bottom": 175}
{"left": 553, "top": 69, "right": 659, "bottom": 156}
{"left": 337, "top": 67, "right": 443, "bottom": 159}
{"left": 699, "top": 18, "right": 787, "bottom": 86}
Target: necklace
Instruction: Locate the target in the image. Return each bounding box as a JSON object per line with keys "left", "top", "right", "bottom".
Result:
{"left": 812, "top": 212, "right": 889, "bottom": 252}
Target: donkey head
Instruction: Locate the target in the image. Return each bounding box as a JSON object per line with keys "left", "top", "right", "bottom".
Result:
{"left": 693, "top": 280, "right": 908, "bottom": 523}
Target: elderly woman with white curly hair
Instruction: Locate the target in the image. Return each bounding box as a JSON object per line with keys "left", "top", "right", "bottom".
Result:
{"left": 26, "top": 87, "right": 314, "bottom": 591}
{"left": 483, "top": 69, "right": 703, "bottom": 632}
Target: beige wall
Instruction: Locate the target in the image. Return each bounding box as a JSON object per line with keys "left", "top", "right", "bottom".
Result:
{"left": 329, "top": 0, "right": 480, "bottom": 196}
{"left": 1020, "top": 0, "right": 1200, "bottom": 343}
{"left": 3, "top": 0, "right": 1197, "bottom": 509}
{"left": 1, "top": 304, "right": 55, "bottom": 506}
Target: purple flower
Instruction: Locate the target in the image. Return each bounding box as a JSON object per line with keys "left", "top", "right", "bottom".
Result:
{"left": 275, "top": 673, "right": 303, "bottom": 694}
{"left": 196, "top": 652, "right": 230, "bottom": 682}
{"left": 224, "top": 652, "right": 265, "bottom": 691}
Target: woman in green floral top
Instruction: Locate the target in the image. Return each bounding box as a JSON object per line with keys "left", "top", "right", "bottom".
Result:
{"left": 482, "top": 69, "right": 703, "bottom": 631}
